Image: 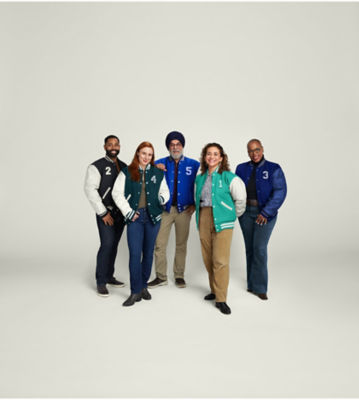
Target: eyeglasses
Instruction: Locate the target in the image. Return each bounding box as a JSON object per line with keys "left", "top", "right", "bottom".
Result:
{"left": 248, "top": 148, "right": 262, "bottom": 154}
{"left": 170, "top": 143, "right": 182, "bottom": 148}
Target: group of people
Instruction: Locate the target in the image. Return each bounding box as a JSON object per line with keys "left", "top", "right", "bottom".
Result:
{"left": 84, "top": 131, "right": 287, "bottom": 315}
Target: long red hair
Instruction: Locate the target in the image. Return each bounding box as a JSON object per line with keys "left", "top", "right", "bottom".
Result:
{"left": 128, "top": 141, "right": 156, "bottom": 181}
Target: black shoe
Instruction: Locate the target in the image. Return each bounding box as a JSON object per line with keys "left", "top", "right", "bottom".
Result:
{"left": 141, "top": 288, "right": 152, "bottom": 300}
{"left": 175, "top": 278, "right": 186, "bottom": 288}
{"left": 204, "top": 293, "right": 216, "bottom": 300}
{"left": 107, "top": 277, "right": 125, "bottom": 288}
{"left": 147, "top": 277, "right": 168, "bottom": 288}
{"left": 97, "top": 285, "right": 109, "bottom": 297}
{"left": 122, "top": 293, "right": 142, "bottom": 307}
{"left": 215, "top": 302, "right": 231, "bottom": 314}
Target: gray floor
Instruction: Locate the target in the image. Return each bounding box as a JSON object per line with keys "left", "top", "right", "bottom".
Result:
{"left": 1, "top": 248, "right": 358, "bottom": 398}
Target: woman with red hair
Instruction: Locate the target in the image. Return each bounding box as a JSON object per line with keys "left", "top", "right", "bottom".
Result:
{"left": 113, "top": 142, "right": 170, "bottom": 306}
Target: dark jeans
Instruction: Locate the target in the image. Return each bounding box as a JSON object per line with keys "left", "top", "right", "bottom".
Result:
{"left": 127, "top": 208, "right": 161, "bottom": 294}
{"left": 239, "top": 206, "right": 277, "bottom": 294}
{"left": 96, "top": 214, "right": 125, "bottom": 286}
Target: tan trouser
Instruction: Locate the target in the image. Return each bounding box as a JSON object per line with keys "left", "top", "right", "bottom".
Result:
{"left": 199, "top": 207, "right": 233, "bottom": 302}
{"left": 154, "top": 206, "right": 192, "bottom": 280}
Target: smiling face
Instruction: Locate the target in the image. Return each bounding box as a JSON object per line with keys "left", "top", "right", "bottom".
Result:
{"left": 104, "top": 137, "right": 120, "bottom": 159}
{"left": 169, "top": 139, "right": 183, "bottom": 160}
{"left": 247, "top": 140, "right": 264, "bottom": 163}
{"left": 205, "top": 146, "right": 223, "bottom": 171}
{"left": 137, "top": 146, "right": 154, "bottom": 168}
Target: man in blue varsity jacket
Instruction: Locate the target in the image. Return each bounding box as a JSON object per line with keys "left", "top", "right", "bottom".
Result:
{"left": 235, "top": 139, "right": 287, "bottom": 300}
{"left": 148, "top": 131, "right": 200, "bottom": 289}
{"left": 84, "top": 135, "right": 127, "bottom": 297}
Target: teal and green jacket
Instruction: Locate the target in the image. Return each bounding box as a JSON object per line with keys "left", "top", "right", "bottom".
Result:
{"left": 195, "top": 169, "right": 247, "bottom": 232}
{"left": 112, "top": 165, "right": 170, "bottom": 225}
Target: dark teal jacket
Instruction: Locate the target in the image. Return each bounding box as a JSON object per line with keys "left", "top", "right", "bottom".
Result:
{"left": 112, "top": 164, "right": 170, "bottom": 225}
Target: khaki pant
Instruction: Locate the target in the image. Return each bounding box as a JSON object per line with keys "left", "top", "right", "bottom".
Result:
{"left": 199, "top": 207, "right": 233, "bottom": 302}
{"left": 154, "top": 206, "right": 192, "bottom": 280}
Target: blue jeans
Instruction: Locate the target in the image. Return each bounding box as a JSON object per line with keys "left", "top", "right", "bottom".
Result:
{"left": 96, "top": 215, "right": 125, "bottom": 286}
{"left": 127, "top": 208, "right": 161, "bottom": 294}
{"left": 238, "top": 206, "right": 277, "bottom": 294}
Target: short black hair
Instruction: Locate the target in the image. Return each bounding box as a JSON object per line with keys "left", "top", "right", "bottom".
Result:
{"left": 104, "top": 135, "right": 120, "bottom": 144}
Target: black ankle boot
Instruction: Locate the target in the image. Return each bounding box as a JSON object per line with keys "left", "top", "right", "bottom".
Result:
{"left": 215, "top": 302, "right": 231, "bottom": 314}
{"left": 141, "top": 288, "right": 152, "bottom": 300}
{"left": 122, "top": 293, "right": 142, "bottom": 307}
{"left": 204, "top": 293, "right": 216, "bottom": 300}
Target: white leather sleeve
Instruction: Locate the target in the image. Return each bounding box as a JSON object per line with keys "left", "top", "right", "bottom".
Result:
{"left": 158, "top": 176, "right": 170, "bottom": 205}
{"left": 84, "top": 165, "right": 107, "bottom": 216}
{"left": 229, "top": 176, "right": 247, "bottom": 217}
{"left": 112, "top": 172, "right": 136, "bottom": 221}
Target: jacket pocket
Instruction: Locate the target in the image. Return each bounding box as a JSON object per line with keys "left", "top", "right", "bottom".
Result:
{"left": 220, "top": 201, "right": 233, "bottom": 211}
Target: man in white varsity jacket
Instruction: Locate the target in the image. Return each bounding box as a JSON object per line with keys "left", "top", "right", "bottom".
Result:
{"left": 84, "top": 135, "right": 127, "bottom": 297}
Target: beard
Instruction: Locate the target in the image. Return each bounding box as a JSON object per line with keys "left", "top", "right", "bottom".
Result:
{"left": 106, "top": 149, "right": 119, "bottom": 158}
{"left": 170, "top": 150, "right": 183, "bottom": 160}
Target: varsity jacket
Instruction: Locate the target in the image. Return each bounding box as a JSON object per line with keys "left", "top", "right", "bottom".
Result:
{"left": 195, "top": 169, "right": 247, "bottom": 232}
{"left": 235, "top": 159, "right": 287, "bottom": 221}
{"left": 84, "top": 155, "right": 127, "bottom": 217}
{"left": 112, "top": 165, "right": 170, "bottom": 225}
{"left": 155, "top": 156, "right": 200, "bottom": 213}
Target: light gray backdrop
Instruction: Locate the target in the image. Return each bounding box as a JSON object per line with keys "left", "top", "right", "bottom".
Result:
{"left": 0, "top": 2, "right": 358, "bottom": 398}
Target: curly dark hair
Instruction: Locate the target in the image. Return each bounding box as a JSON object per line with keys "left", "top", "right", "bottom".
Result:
{"left": 199, "top": 143, "right": 230, "bottom": 175}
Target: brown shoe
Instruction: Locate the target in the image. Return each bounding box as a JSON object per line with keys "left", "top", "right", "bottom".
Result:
{"left": 247, "top": 289, "right": 268, "bottom": 300}
{"left": 175, "top": 278, "right": 186, "bottom": 288}
{"left": 147, "top": 277, "right": 168, "bottom": 288}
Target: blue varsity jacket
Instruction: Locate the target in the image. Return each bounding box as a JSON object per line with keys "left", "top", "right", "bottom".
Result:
{"left": 235, "top": 159, "right": 287, "bottom": 220}
{"left": 155, "top": 155, "right": 200, "bottom": 213}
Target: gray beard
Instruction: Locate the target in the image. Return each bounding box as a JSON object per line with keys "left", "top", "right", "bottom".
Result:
{"left": 170, "top": 151, "right": 183, "bottom": 160}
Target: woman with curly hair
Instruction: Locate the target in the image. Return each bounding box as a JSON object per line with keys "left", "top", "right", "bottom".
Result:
{"left": 112, "top": 142, "right": 170, "bottom": 307}
{"left": 195, "top": 143, "right": 246, "bottom": 314}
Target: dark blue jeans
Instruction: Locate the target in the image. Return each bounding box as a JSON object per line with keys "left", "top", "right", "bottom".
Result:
{"left": 238, "top": 206, "right": 277, "bottom": 294}
{"left": 127, "top": 208, "right": 161, "bottom": 294}
{"left": 96, "top": 215, "right": 125, "bottom": 286}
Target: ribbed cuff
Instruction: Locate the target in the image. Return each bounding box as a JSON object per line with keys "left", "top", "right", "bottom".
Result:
{"left": 126, "top": 209, "right": 135, "bottom": 221}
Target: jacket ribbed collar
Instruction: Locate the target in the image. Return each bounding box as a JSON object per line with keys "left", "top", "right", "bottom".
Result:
{"left": 250, "top": 157, "right": 266, "bottom": 168}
